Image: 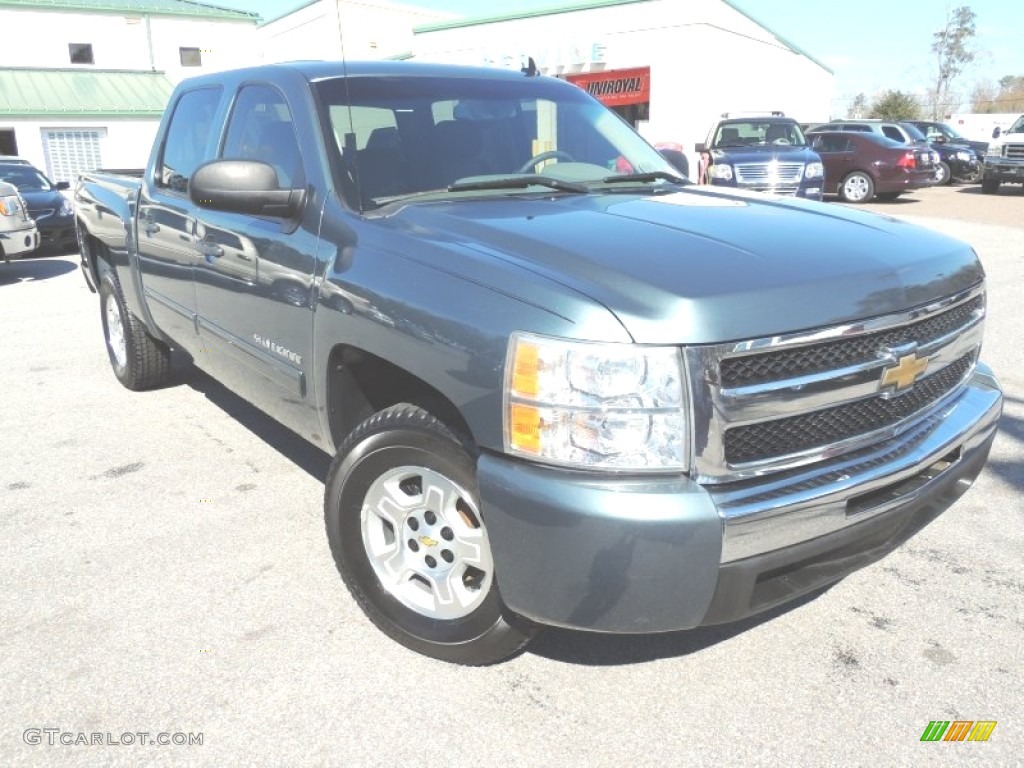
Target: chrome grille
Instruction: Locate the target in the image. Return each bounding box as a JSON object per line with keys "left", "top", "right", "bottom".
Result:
{"left": 720, "top": 295, "right": 983, "bottom": 386}
{"left": 734, "top": 163, "right": 803, "bottom": 194}
{"left": 1004, "top": 143, "right": 1024, "bottom": 159}
{"left": 724, "top": 352, "right": 976, "bottom": 464}
{"left": 684, "top": 285, "right": 986, "bottom": 483}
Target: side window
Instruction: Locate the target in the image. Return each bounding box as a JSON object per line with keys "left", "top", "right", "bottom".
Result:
{"left": 158, "top": 87, "right": 222, "bottom": 193}
{"left": 881, "top": 126, "right": 904, "bottom": 142}
{"left": 222, "top": 84, "right": 304, "bottom": 189}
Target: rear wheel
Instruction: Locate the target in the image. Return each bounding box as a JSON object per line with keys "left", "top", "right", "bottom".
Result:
{"left": 98, "top": 272, "right": 172, "bottom": 390}
{"left": 839, "top": 171, "right": 875, "bottom": 203}
{"left": 324, "top": 404, "right": 535, "bottom": 665}
{"left": 981, "top": 177, "right": 1001, "bottom": 194}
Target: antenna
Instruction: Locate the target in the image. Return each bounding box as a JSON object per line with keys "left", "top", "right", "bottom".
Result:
{"left": 521, "top": 57, "right": 539, "bottom": 77}
{"left": 335, "top": 1, "right": 364, "bottom": 213}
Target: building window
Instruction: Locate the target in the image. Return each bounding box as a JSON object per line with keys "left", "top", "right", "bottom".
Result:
{"left": 41, "top": 129, "right": 105, "bottom": 185}
{"left": 69, "top": 43, "right": 94, "bottom": 65}
{"left": 180, "top": 47, "right": 202, "bottom": 67}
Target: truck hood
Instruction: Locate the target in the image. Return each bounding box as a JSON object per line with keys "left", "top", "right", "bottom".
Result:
{"left": 385, "top": 187, "right": 983, "bottom": 344}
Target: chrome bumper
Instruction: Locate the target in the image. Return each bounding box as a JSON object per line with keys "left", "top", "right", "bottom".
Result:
{"left": 712, "top": 363, "right": 1002, "bottom": 563}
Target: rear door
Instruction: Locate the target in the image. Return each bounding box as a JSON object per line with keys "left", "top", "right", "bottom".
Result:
{"left": 192, "top": 82, "right": 320, "bottom": 431}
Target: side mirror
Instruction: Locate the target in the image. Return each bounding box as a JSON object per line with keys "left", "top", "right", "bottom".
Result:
{"left": 658, "top": 148, "right": 689, "bottom": 178}
{"left": 992, "top": 126, "right": 1001, "bottom": 139}
{"left": 189, "top": 159, "right": 305, "bottom": 219}
{"left": 55, "top": 180, "right": 71, "bottom": 191}
{"left": 694, "top": 142, "right": 707, "bottom": 153}
{"left": 932, "top": 135, "right": 946, "bottom": 144}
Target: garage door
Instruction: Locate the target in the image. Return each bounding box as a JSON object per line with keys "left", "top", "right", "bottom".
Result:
{"left": 41, "top": 129, "right": 106, "bottom": 184}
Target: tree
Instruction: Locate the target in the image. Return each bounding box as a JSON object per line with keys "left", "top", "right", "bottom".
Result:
{"left": 970, "top": 75, "right": 1024, "bottom": 112}
{"left": 870, "top": 90, "right": 921, "bottom": 120}
{"left": 848, "top": 92, "right": 867, "bottom": 118}
{"left": 929, "top": 6, "right": 977, "bottom": 119}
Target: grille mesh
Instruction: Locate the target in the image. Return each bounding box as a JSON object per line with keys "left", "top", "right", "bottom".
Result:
{"left": 720, "top": 296, "right": 982, "bottom": 387}
{"left": 724, "top": 352, "right": 975, "bottom": 465}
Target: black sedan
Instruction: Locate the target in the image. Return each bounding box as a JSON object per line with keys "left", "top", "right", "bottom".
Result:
{"left": 0, "top": 161, "right": 76, "bottom": 251}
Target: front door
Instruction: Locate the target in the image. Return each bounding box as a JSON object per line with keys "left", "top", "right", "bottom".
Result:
{"left": 193, "top": 83, "right": 319, "bottom": 432}
{"left": 137, "top": 86, "right": 222, "bottom": 348}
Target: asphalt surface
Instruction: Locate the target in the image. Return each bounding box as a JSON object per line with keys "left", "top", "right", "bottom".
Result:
{"left": 2, "top": 184, "right": 1022, "bottom": 767}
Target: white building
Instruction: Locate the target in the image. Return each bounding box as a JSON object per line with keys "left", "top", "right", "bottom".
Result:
{"left": 409, "top": 0, "right": 834, "bottom": 177}
{"left": 257, "top": 0, "right": 453, "bottom": 64}
{"left": 0, "top": 0, "right": 259, "bottom": 181}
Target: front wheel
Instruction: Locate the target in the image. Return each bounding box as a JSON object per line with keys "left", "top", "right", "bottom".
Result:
{"left": 839, "top": 171, "right": 875, "bottom": 203}
{"left": 324, "top": 404, "right": 535, "bottom": 665}
{"left": 98, "top": 272, "right": 172, "bottom": 390}
{"left": 981, "top": 177, "right": 1001, "bottom": 194}
{"left": 934, "top": 161, "right": 951, "bottom": 185}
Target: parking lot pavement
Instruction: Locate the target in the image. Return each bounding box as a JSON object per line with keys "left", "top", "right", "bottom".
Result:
{"left": 2, "top": 198, "right": 1021, "bottom": 766}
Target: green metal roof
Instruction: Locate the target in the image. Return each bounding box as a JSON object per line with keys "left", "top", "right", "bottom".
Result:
{"left": 0, "top": 0, "right": 258, "bottom": 21}
{"left": 0, "top": 68, "right": 175, "bottom": 117}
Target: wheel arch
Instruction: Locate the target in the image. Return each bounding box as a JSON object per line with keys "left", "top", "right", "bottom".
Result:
{"left": 325, "top": 344, "right": 476, "bottom": 457}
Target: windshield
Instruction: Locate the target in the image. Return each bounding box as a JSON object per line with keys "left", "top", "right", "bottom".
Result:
{"left": 711, "top": 120, "right": 807, "bottom": 149}
{"left": 901, "top": 123, "right": 928, "bottom": 142}
{"left": 313, "top": 74, "right": 679, "bottom": 208}
{"left": 1009, "top": 116, "right": 1024, "bottom": 134}
{"left": 0, "top": 165, "right": 52, "bottom": 192}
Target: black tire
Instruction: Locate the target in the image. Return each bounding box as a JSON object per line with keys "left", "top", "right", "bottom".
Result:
{"left": 981, "top": 177, "right": 1001, "bottom": 194}
{"left": 324, "top": 404, "right": 535, "bottom": 665}
{"left": 98, "top": 271, "right": 172, "bottom": 391}
{"left": 874, "top": 192, "right": 902, "bottom": 202}
{"left": 839, "top": 171, "right": 875, "bottom": 203}
{"left": 934, "top": 161, "right": 951, "bottom": 186}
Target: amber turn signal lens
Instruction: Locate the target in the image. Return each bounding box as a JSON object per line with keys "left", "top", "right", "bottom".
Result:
{"left": 509, "top": 403, "right": 542, "bottom": 454}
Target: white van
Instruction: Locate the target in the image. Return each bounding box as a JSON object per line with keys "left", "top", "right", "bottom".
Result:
{"left": 0, "top": 180, "right": 39, "bottom": 261}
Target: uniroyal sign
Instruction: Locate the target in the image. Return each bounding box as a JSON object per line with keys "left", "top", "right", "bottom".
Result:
{"left": 566, "top": 67, "right": 650, "bottom": 107}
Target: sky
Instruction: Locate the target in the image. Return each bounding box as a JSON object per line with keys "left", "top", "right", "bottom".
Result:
{"left": 221, "top": 0, "right": 1024, "bottom": 115}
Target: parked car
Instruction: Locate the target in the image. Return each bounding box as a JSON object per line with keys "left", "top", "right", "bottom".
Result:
{"left": 696, "top": 113, "right": 824, "bottom": 199}
{"left": 0, "top": 180, "right": 40, "bottom": 261}
{"left": 907, "top": 120, "right": 990, "bottom": 167}
{"left": 0, "top": 160, "right": 76, "bottom": 251}
{"left": 809, "top": 131, "right": 936, "bottom": 203}
{"left": 980, "top": 113, "right": 1024, "bottom": 194}
{"left": 808, "top": 120, "right": 976, "bottom": 185}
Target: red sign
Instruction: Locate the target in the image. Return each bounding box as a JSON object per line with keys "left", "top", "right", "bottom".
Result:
{"left": 566, "top": 67, "right": 650, "bottom": 107}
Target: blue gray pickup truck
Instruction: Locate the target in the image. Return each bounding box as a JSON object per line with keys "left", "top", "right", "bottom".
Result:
{"left": 74, "top": 61, "right": 1003, "bottom": 665}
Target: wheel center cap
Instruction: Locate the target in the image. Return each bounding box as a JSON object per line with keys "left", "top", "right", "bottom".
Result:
{"left": 418, "top": 535, "right": 438, "bottom": 549}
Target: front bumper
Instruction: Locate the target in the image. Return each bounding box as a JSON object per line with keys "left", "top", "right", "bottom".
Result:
{"left": 0, "top": 225, "right": 40, "bottom": 259}
{"left": 33, "top": 214, "right": 76, "bottom": 248}
{"left": 478, "top": 364, "right": 1002, "bottom": 633}
{"left": 983, "top": 159, "right": 1024, "bottom": 181}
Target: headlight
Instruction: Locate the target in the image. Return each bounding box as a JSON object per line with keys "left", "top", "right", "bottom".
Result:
{"left": 986, "top": 145, "right": 1002, "bottom": 158}
{"left": 505, "top": 332, "right": 688, "bottom": 472}
{"left": 804, "top": 161, "right": 824, "bottom": 179}
{"left": 708, "top": 163, "right": 733, "bottom": 181}
{"left": 0, "top": 195, "right": 21, "bottom": 217}
{"left": 956, "top": 151, "right": 972, "bottom": 161}
{"left": 59, "top": 197, "right": 73, "bottom": 216}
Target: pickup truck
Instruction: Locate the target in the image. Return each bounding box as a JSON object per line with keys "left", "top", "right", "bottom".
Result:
{"left": 981, "top": 113, "right": 1024, "bottom": 193}
{"left": 74, "top": 61, "right": 1003, "bottom": 665}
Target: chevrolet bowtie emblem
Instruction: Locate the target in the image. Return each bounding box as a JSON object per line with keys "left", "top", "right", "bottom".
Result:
{"left": 880, "top": 352, "right": 929, "bottom": 393}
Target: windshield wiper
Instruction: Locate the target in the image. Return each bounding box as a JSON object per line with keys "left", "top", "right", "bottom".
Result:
{"left": 600, "top": 170, "right": 686, "bottom": 184}
{"left": 448, "top": 175, "right": 588, "bottom": 193}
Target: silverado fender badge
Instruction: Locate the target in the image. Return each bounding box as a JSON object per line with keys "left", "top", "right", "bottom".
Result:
{"left": 253, "top": 334, "right": 302, "bottom": 366}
